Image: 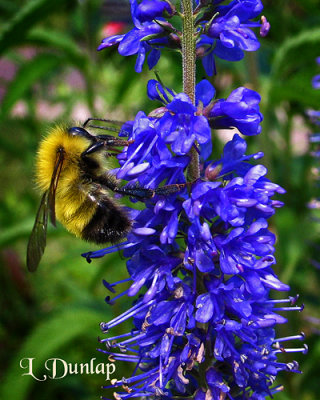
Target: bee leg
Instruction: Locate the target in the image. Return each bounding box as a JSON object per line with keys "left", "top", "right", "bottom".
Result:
{"left": 100, "top": 178, "right": 189, "bottom": 200}
{"left": 108, "top": 183, "right": 155, "bottom": 200}
{"left": 82, "top": 142, "right": 105, "bottom": 156}
{"left": 96, "top": 135, "right": 134, "bottom": 147}
{"left": 112, "top": 183, "right": 189, "bottom": 199}
{"left": 82, "top": 118, "right": 131, "bottom": 136}
{"left": 94, "top": 173, "right": 190, "bottom": 200}
{"left": 82, "top": 118, "right": 123, "bottom": 128}
{"left": 154, "top": 183, "right": 189, "bottom": 196}
{"left": 82, "top": 138, "right": 134, "bottom": 157}
{"left": 91, "top": 176, "right": 152, "bottom": 199}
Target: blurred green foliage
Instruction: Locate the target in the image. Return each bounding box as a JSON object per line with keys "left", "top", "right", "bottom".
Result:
{"left": 0, "top": 1, "right": 320, "bottom": 399}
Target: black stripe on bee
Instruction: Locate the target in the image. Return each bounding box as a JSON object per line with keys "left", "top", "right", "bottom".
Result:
{"left": 82, "top": 197, "right": 132, "bottom": 244}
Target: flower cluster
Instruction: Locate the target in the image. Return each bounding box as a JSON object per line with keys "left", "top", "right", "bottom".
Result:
{"left": 311, "top": 56, "right": 320, "bottom": 90}
{"left": 307, "top": 56, "right": 320, "bottom": 211}
{"left": 307, "top": 57, "right": 320, "bottom": 282}
{"left": 88, "top": 1, "right": 306, "bottom": 399}
{"left": 98, "top": 0, "right": 270, "bottom": 75}
{"left": 84, "top": 94, "right": 305, "bottom": 399}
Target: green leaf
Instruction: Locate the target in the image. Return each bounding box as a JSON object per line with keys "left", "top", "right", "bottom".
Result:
{"left": 269, "top": 28, "right": 320, "bottom": 108}
{"left": 0, "top": 0, "right": 76, "bottom": 56}
{"left": 274, "top": 208, "right": 309, "bottom": 284}
{"left": 0, "top": 308, "right": 106, "bottom": 400}
{"left": 25, "top": 28, "right": 95, "bottom": 110}
{"left": 26, "top": 28, "right": 90, "bottom": 71}
{"left": 272, "top": 28, "right": 320, "bottom": 78}
{"left": 0, "top": 219, "right": 34, "bottom": 246}
{"left": 0, "top": 0, "right": 18, "bottom": 16}
{"left": 0, "top": 53, "right": 61, "bottom": 120}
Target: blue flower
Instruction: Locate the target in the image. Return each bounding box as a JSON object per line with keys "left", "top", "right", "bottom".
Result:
{"left": 147, "top": 79, "right": 175, "bottom": 103}
{"left": 195, "top": 277, "right": 252, "bottom": 323}
{"left": 260, "top": 15, "right": 271, "bottom": 37}
{"left": 210, "top": 132, "right": 264, "bottom": 177}
{"left": 215, "top": 218, "right": 276, "bottom": 274}
{"left": 97, "top": 0, "right": 175, "bottom": 72}
{"left": 97, "top": 0, "right": 269, "bottom": 75}
{"left": 98, "top": 22, "right": 163, "bottom": 72}
{"left": 196, "top": 0, "right": 269, "bottom": 75}
{"left": 158, "top": 93, "right": 212, "bottom": 158}
{"left": 149, "top": 79, "right": 263, "bottom": 136}
{"left": 114, "top": 92, "right": 212, "bottom": 187}
{"left": 312, "top": 75, "right": 320, "bottom": 90}
{"left": 209, "top": 86, "right": 263, "bottom": 135}
{"left": 312, "top": 58, "right": 320, "bottom": 89}
{"left": 90, "top": 129, "right": 304, "bottom": 400}
{"left": 196, "top": 35, "right": 244, "bottom": 76}
{"left": 134, "top": 0, "right": 173, "bottom": 23}
{"left": 195, "top": 78, "right": 216, "bottom": 106}
{"left": 207, "top": 13, "right": 261, "bottom": 52}
{"left": 307, "top": 109, "right": 320, "bottom": 126}
{"left": 115, "top": 110, "right": 189, "bottom": 188}
{"left": 91, "top": 2, "right": 305, "bottom": 399}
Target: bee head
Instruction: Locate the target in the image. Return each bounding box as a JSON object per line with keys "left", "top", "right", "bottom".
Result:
{"left": 36, "top": 125, "right": 93, "bottom": 191}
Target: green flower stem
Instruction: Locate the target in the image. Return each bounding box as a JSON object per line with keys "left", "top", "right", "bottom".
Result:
{"left": 181, "top": 0, "right": 200, "bottom": 181}
{"left": 181, "top": 0, "right": 196, "bottom": 103}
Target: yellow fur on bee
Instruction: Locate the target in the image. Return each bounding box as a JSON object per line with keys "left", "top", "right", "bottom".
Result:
{"left": 36, "top": 124, "right": 89, "bottom": 191}
{"left": 35, "top": 124, "right": 100, "bottom": 237}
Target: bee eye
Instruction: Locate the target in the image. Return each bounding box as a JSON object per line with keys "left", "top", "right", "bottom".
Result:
{"left": 68, "top": 127, "right": 92, "bottom": 139}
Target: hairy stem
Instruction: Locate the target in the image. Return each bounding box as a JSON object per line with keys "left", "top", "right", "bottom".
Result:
{"left": 181, "top": 0, "right": 196, "bottom": 103}
{"left": 181, "top": 0, "right": 200, "bottom": 181}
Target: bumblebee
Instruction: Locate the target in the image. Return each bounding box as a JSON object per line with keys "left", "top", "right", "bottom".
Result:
{"left": 27, "top": 119, "right": 186, "bottom": 272}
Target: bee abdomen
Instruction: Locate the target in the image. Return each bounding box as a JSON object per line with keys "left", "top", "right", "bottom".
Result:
{"left": 82, "top": 198, "right": 132, "bottom": 244}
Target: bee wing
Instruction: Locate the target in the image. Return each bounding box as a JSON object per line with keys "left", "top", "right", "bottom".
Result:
{"left": 27, "top": 149, "right": 64, "bottom": 272}
{"left": 48, "top": 149, "right": 65, "bottom": 227}
{"left": 26, "top": 191, "right": 49, "bottom": 272}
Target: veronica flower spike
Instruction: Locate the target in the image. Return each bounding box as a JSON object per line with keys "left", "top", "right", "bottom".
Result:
{"left": 89, "top": 1, "right": 307, "bottom": 399}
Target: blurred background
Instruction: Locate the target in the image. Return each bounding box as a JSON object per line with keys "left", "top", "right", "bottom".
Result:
{"left": 0, "top": 0, "right": 320, "bottom": 399}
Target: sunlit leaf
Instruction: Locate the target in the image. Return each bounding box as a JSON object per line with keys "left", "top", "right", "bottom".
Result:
{"left": 269, "top": 28, "right": 320, "bottom": 108}
{"left": 0, "top": 0, "right": 76, "bottom": 55}
{"left": 0, "top": 53, "right": 62, "bottom": 120}
{"left": 26, "top": 28, "right": 89, "bottom": 71}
